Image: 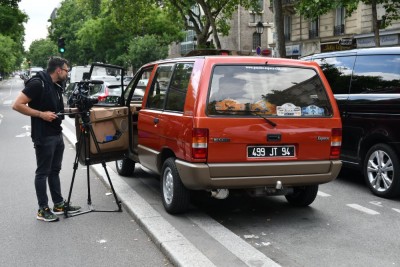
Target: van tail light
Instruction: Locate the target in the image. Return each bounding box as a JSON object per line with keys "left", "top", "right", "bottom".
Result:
{"left": 330, "top": 128, "right": 342, "bottom": 159}
{"left": 192, "top": 128, "right": 208, "bottom": 159}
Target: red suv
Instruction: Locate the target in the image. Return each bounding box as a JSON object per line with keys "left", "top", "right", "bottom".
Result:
{"left": 78, "top": 57, "right": 342, "bottom": 214}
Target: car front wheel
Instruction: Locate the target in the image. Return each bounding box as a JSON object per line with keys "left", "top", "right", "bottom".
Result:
{"left": 161, "top": 158, "right": 190, "bottom": 214}
{"left": 285, "top": 185, "right": 318, "bottom": 206}
{"left": 364, "top": 144, "right": 400, "bottom": 198}
{"left": 115, "top": 158, "right": 135, "bottom": 176}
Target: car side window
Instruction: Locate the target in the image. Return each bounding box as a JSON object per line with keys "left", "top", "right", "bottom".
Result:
{"left": 125, "top": 68, "right": 152, "bottom": 102}
{"left": 164, "top": 63, "right": 193, "bottom": 112}
{"left": 351, "top": 55, "right": 400, "bottom": 94}
{"left": 146, "top": 65, "right": 174, "bottom": 109}
{"left": 315, "top": 55, "right": 355, "bottom": 94}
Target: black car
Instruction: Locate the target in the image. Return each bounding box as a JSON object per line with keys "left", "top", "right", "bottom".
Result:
{"left": 302, "top": 47, "right": 400, "bottom": 198}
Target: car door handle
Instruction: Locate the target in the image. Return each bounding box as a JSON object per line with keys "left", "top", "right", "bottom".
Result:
{"left": 153, "top": 118, "right": 159, "bottom": 124}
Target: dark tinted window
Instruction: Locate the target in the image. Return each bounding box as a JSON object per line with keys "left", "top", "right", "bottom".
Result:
{"left": 165, "top": 63, "right": 193, "bottom": 112}
{"left": 208, "top": 65, "right": 333, "bottom": 117}
{"left": 314, "top": 55, "right": 355, "bottom": 94}
{"left": 351, "top": 55, "right": 400, "bottom": 94}
{"left": 146, "top": 65, "right": 174, "bottom": 109}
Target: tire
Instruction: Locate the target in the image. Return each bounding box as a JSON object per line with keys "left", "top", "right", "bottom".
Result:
{"left": 363, "top": 144, "right": 400, "bottom": 198}
{"left": 285, "top": 185, "right": 319, "bottom": 207}
{"left": 115, "top": 158, "right": 136, "bottom": 176}
{"left": 161, "top": 158, "right": 190, "bottom": 214}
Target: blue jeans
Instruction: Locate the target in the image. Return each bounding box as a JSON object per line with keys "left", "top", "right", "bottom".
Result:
{"left": 33, "top": 134, "right": 65, "bottom": 209}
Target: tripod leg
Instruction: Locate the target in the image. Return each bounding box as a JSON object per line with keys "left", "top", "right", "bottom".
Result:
{"left": 83, "top": 127, "right": 92, "bottom": 206}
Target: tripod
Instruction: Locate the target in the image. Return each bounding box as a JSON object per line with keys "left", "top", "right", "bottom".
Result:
{"left": 64, "top": 111, "right": 122, "bottom": 218}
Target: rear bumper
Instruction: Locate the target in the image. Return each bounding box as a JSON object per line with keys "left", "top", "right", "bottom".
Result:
{"left": 175, "top": 160, "right": 342, "bottom": 190}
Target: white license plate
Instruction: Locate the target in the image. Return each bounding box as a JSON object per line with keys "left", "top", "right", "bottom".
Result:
{"left": 247, "top": 145, "right": 295, "bottom": 158}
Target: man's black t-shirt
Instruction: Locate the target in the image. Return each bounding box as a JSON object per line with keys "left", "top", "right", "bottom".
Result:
{"left": 22, "top": 72, "right": 64, "bottom": 140}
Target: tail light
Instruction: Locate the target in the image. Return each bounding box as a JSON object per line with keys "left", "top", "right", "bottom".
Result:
{"left": 192, "top": 128, "right": 208, "bottom": 159}
{"left": 330, "top": 128, "right": 342, "bottom": 159}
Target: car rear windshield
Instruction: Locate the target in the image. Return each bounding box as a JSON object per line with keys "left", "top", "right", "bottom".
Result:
{"left": 207, "top": 65, "right": 333, "bottom": 117}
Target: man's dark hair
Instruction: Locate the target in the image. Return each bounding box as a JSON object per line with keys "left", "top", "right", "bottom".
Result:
{"left": 47, "top": 56, "right": 69, "bottom": 73}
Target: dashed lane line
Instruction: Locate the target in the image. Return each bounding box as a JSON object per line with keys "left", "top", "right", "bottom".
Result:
{"left": 346, "top": 204, "right": 380, "bottom": 215}
{"left": 393, "top": 208, "right": 400, "bottom": 214}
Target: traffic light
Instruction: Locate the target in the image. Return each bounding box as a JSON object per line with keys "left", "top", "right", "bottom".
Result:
{"left": 58, "top": 37, "right": 65, "bottom": 54}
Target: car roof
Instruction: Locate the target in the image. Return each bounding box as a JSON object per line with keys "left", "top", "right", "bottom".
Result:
{"left": 303, "top": 47, "right": 400, "bottom": 59}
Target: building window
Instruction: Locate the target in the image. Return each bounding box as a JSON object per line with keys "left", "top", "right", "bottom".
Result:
{"left": 334, "top": 7, "right": 345, "bottom": 36}
{"left": 253, "top": 32, "right": 261, "bottom": 50}
{"left": 284, "top": 16, "right": 291, "bottom": 41}
{"left": 309, "top": 18, "right": 319, "bottom": 39}
{"left": 250, "top": 0, "right": 264, "bottom": 23}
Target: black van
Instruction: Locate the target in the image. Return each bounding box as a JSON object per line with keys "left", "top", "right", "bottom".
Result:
{"left": 302, "top": 47, "right": 400, "bottom": 198}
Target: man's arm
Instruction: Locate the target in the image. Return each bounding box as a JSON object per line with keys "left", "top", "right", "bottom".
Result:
{"left": 12, "top": 92, "right": 58, "bottom": 122}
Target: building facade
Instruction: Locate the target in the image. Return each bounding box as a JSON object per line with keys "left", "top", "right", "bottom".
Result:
{"left": 169, "top": 1, "right": 400, "bottom": 58}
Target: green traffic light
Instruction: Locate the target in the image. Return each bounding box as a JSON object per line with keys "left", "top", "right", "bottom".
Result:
{"left": 59, "top": 47, "right": 65, "bottom": 53}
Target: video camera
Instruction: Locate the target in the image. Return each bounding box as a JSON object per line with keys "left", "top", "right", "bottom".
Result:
{"left": 68, "top": 80, "right": 102, "bottom": 112}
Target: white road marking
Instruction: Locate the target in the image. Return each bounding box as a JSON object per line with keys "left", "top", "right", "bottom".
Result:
{"left": 3, "top": 100, "right": 12, "bottom": 105}
{"left": 392, "top": 208, "right": 400, "bottom": 214}
{"left": 16, "top": 132, "right": 30, "bottom": 137}
{"left": 369, "top": 201, "right": 383, "bottom": 207}
{"left": 22, "top": 125, "right": 31, "bottom": 131}
{"left": 317, "top": 191, "right": 331, "bottom": 197}
{"left": 188, "top": 213, "right": 281, "bottom": 267}
{"left": 346, "top": 204, "right": 380, "bottom": 215}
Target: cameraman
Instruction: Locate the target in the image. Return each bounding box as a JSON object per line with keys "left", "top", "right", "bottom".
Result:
{"left": 12, "top": 56, "right": 81, "bottom": 222}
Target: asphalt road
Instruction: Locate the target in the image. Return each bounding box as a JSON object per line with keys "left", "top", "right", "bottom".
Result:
{"left": 3, "top": 75, "right": 400, "bottom": 267}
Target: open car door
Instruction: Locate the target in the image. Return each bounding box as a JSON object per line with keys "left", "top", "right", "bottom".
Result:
{"left": 71, "top": 63, "right": 129, "bottom": 165}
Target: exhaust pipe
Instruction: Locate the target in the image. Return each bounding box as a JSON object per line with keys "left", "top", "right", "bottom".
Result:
{"left": 211, "top": 189, "right": 229, "bottom": 199}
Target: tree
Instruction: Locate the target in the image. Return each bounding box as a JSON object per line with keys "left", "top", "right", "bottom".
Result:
{"left": 0, "top": 35, "right": 17, "bottom": 73}
{"left": 124, "top": 35, "right": 169, "bottom": 70}
{"left": 296, "top": 0, "right": 400, "bottom": 47}
{"left": 163, "top": 0, "right": 262, "bottom": 49}
{"left": 272, "top": 0, "right": 286, "bottom": 58}
{"left": 0, "top": 0, "right": 27, "bottom": 71}
{"left": 26, "top": 39, "right": 58, "bottom": 68}
{"left": 110, "top": 0, "right": 261, "bottom": 49}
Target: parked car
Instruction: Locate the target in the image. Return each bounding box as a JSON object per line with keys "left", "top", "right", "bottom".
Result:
{"left": 302, "top": 47, "right": 400, "bottom": 198}
{"left": 90, "top": 81, "right": 124, "bottom": 102}
{"left": 76, "top": 58, "right": 342, "bottom": 214}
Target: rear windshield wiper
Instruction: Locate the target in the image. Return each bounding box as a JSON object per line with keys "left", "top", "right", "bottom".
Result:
{"left": 214, "top": 109, "right": 277, "bottom": 127}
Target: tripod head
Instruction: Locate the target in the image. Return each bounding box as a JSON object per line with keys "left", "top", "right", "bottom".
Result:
{"left": 68, "top": 80, "right": 103, "bottom": 113}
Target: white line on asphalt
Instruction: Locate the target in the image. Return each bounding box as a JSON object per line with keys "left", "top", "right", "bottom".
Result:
{"left": 346, "top": 204, "right": 380, "bottom": 215}
{"left": 188, "top": 214, "right": 281, "bottom": 267}
{"left": 392, "top": 208, "right": 400, "bottom": 214}
{"left": 317, "top": 191, "right": 331, "bottom": 197}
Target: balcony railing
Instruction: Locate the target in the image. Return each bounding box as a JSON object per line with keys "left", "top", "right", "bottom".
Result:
{"left": 334, "top": 24, "right": 345, "bottom": 36}
{"left": 309, "top": 29, "right": 319, "bottom": 39}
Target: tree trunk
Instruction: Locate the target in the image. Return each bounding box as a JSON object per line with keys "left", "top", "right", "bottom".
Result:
{"left": 273, "top": 0, "right": 286, "bottom": 58}
{"left": 371, "top": 0, "right": 380, "bottom": 47}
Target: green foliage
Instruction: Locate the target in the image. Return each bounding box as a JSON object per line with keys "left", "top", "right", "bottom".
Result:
{"left": 0, "top": 0, "right": 26, "bottom": 71}
{"left": 26, "top": 39, "right": 58, "bottom": 68}
{"left": 46, "top": 0, "right": 184, "bottom": 68}
{"left": 124, "top": 35, "right": 168, "bottom": 69}
{"left": 163, "top": 0, "right": 261, "bottom": 48}
{"left": 0, "top": 34, "right": 17, "bottom": 73}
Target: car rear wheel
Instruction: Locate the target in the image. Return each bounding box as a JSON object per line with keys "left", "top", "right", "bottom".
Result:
{"left": 161, "top": 158, "right": 190, "bottom": 214}
{"left": 364, "top": 144, "right": 400, "bottom": 198}
{"left": 115, "top": 158, "right": 135, "bottom": 176}
{"left": 285, "top": 185, "right": 318, "bottom": 206}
